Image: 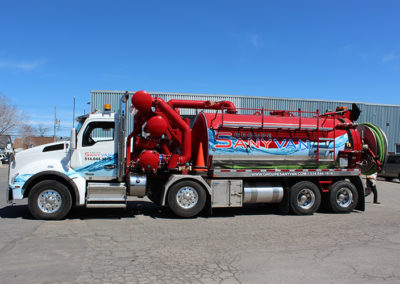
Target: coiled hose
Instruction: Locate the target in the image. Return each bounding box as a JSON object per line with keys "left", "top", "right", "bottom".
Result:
{"left": 361, "top": 123, "right": 387, "bottom": 175}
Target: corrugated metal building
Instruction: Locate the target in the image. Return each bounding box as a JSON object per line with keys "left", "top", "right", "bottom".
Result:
{"left": 91, "top": 90, "right": 400, "bottom": 153}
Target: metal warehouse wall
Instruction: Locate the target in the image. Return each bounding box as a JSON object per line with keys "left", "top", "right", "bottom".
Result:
{"left": 91, "top": 90, "right": 400, "bottom": 153}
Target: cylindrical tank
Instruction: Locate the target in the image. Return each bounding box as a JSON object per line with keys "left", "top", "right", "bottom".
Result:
{"left": 191, "top": 112, "right": 362, "bottom": 169}
{"left": 138, "top": 150, "right": 160, "bottom": 171}
{"left": 243, "top": 181, "right": 284, "bottom": 203}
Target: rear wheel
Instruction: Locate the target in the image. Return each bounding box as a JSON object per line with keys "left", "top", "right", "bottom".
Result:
{"left": 385, "top": 177, "right": 393, "bottom": 182}
{"left": 329, "top": 180, "right": 358, "bottom": 213}
{"left": 167, "top": 180, "right": 206, "bottom": 218}
{"left": 289, "top": 181, "right": 321, "bottom": 215}
{"left": 28, "top": 180, "right": 72, "bottom": 220}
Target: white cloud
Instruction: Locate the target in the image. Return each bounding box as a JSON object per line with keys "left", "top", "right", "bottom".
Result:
{"left": 226, "top": 31, "right": 261, "bottom": 48}
{"left": 250, "top": 34, "right": 259, "bottom": 48}
{"left": 382, "top": 53, "right": 400, "bottom": 64}
{"left": 0, "top": 59, "right": 45, "bottom": 71}
{"left": 339, "top": 44, "right": 353, "bottom": 52}
{"left": 28, "top": 120, "right": 54, "bottom": 127}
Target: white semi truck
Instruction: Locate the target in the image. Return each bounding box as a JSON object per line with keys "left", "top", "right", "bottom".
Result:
{"left": 6, "top": 91, "right": 386, "bottom": 219}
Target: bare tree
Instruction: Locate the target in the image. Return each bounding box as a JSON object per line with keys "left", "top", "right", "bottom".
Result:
{"left": 0, "top": 94, "right": 23, "bottom": 136}
{"left": 37, "top": 123, "right": 49, "bottom": 136}
{"left": 18, "top": 124, "right": 35, "bottom": 149}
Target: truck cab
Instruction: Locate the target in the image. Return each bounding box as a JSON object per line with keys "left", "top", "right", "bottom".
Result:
{"left": 7, "top": 104, "right": 124, "bottom": 219}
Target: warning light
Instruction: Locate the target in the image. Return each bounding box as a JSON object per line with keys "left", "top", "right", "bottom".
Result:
{"left": 104, "top": 104, "right": 111, "bottom": 111}
{"left": 336, "top": 106, "right": 348, "bottom": 112}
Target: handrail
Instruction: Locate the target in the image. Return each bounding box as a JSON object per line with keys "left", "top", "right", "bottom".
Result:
{"left": 299, "top": 108, "right": 302, "bottom": 129}
{"left": 317, "top": 109, "right": 320, "bottom": 162}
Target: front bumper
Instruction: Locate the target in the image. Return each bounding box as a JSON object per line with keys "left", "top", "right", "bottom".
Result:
{"left": 6, "top": 186, "right": 24, "bottom": 204}
{"left": 6, "top": 186, "right": 13, "bottom": 204}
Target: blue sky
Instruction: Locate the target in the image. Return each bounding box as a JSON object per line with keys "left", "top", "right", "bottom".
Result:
{"left": 1, "top": 0, "right": 399, "bottom": 137}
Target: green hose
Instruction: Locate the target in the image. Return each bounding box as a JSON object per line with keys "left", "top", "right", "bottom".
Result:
{"left": 361, "top": 123, "right": 387, "bottom": 175}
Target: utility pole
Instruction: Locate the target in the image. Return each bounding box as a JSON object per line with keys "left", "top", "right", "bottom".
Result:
{"left": 54, "top": 106, "right": 57, "bottom": 142}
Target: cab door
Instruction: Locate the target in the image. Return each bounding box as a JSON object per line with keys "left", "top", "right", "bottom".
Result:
{"left": 70, "top": 119, "right": 117, "bottom": 180}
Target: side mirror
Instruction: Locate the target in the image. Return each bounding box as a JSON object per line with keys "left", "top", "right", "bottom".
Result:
{"left": 70, "top": 128, "right": 77, "bottom": 149}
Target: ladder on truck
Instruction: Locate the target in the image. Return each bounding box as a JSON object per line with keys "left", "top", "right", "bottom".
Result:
{"left": 315, "top": 109, "right": 337, "bottom": 163}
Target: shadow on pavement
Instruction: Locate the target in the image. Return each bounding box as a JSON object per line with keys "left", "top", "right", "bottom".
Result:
{"left": 70, "top": 201, "right": 284, "bottom": 220}
{"left": 0, "top": 201, "right": 285, "bottom": 220}
{"left": 0, "top": 204, "right": 35, "bottom": 219}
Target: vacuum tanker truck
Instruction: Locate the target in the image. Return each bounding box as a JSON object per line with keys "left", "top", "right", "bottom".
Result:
{"left": 7, "top": 90, "right": 387, "bottom": 219}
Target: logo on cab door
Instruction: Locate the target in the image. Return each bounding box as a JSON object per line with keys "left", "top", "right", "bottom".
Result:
{"left": 84, "top": 152, "right": 114, "bottom": 161}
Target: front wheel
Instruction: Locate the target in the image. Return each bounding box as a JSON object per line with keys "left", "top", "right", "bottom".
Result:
{"left": 329, "top": 180, "right": 358, "bottom": 213}
{"left": 28, "top": 180, "right": 72, "bottom": 220}
{"left": 167, "top": 180, "right": 207, "bottom": 218}
{"left": 289, "top": 181, "right": 321, "bottom": 215}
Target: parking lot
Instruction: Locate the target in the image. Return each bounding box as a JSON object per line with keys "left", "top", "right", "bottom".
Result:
{"left": 1, "top": 165, "right": 400, "bottom": 284}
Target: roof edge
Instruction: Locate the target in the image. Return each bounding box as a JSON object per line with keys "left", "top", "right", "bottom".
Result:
{"left": 90, "top": 90, "right": 400, "bottom": 108}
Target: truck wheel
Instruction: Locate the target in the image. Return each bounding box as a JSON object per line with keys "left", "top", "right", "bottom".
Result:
{"left": 385, "top": 177, "right": 393, "bottom": 182}
{"left": 329, "top": 180, "right": 358, "bottom": 213}
{"left": 289, "top": 181, "right": 321, "bottom": 215}
{"left": 28, "top": 180, "right": 72, "bottom": 220}
{"left": 167, "top": 180, "right": 206, "bottom": 218}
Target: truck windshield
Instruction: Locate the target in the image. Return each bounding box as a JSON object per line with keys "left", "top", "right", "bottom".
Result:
{"left": 75, "top": 116, "right": 87, "bottom": 134}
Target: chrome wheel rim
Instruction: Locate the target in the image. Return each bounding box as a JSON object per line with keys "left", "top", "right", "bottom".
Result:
{"left": 336, "top": 187, "right": 353, "bottom": 208}
{"left": 38, "top": 190, "right": 62, "bottom": 213}
{"left": 297, "top": 188, "right": 315, "bottom": 210}
{"left": 176, "top": 186, "right": 198, "bottom": 209}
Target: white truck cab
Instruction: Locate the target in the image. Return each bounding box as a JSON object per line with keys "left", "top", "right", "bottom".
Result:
{"left": 7, "top": 107, "right": 123, "bottom": 219}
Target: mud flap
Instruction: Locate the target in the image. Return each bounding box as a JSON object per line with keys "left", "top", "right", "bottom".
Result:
{"left": 278, "top": 186, "right": 290, "bottom": 214}
{"left": 349, "top": 176, "right": 365, "bottom": 211}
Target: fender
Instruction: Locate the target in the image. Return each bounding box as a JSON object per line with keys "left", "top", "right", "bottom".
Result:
{"left": 161, "top": 175, "right": 212, "bottom": 206}
{"left": 23, "top": 171, "right": 80, "bottom": 205}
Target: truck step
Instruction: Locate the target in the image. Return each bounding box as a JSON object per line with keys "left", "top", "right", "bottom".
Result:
{"left": 86, "top": 197, "right": 126, "bottom": 202}
{"left": 86, "top": 182, "right": 127, "bottom": 205}
{"left": 86, "top": 203, "right": 126, "bottom": 209}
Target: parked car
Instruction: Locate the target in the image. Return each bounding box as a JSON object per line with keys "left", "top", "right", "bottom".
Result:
{"left": 2, "top": 156, "right": 9, "bottom": 164}
{"left": 379, "top": 154, "right": 400, "bottom": 181}
{"left": 0, "top": 153, "right": 11, "bottom": 164}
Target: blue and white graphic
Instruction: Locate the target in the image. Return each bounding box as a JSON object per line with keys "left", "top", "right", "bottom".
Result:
{"left": 208, "top": 129, "right": 348, "bottom": 159}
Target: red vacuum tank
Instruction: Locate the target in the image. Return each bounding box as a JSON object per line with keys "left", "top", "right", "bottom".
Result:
{"left": 127, "top": 90, "right": 387, "bottom": 175}
{"left": 191, "top": 110, "right": 385, "bottom": 173}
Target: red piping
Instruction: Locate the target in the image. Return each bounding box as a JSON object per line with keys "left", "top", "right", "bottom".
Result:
{"left": 154, "top": 97, "right": 192, "bottom": 166}
{"left": 167, "top": 99, "right": 237, "bottom": 114}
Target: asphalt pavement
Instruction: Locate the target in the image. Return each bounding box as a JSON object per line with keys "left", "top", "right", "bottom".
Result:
{"left": 1, "top": 165, "right": 400, "bottom": 284}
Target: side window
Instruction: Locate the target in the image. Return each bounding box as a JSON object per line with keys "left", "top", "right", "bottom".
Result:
{"left": 82, "top": 121, "right": 115, "bottom": 147}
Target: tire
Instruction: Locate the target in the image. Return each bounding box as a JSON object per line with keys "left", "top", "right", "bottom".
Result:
{"left": 385, "top": 177, "right": 393, "bottom": 182}
{"left": 28, "top": 180, "right": 72, "bottom": 220}
{"left": 289, "top": 181, "right": 321, "bottom": 215}
{"left": 167, "top": 180, "right": 207, "bottom": 218}
{"left": 328, "top": 180, "right": 358, "bottom": 213}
